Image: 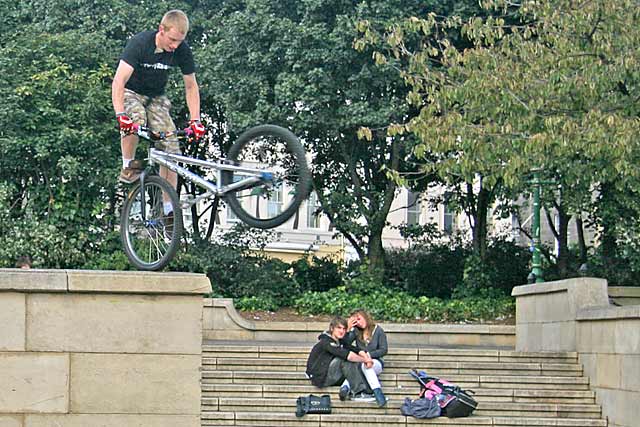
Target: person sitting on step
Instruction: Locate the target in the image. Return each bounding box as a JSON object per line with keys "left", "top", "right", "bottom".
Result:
{"left": 343, "top": 309, "right": 388, "bottom": 407}
{"left": 305, "top": 316, "right": 373, "bottom": 402}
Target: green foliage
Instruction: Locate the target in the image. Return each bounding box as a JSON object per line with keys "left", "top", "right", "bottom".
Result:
{"left": 168, "top": 224, "right": 299, "bottom": 309}
{"left": 235, "top": 295, "right": 280, "bottom": 312}
{"left": 456, "top": 254, "right": 494, "bottom": 298}
{"left": 384, "top": 236, "right": 529, "bottom": 299}
{"left": 291, "top": 254, "right": 344, "bottom": 292}
{"left": 293, "top": 285, "right": 514, "bottom": 323}
{"left": 80, "top": 232, "right": 133, "bottom": 271}
{"left": 357, "top": 0, "right": 640, "bottom": 272}
{"left": 196, "top": 0, "right": 481, "bottom": 273}
{"left": 384, "top": 243, "right": 468, "bottom": 298}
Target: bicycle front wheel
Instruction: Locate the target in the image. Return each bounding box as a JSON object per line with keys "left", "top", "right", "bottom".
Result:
{"left": 223, "top": 125, "right": 311, "bottom": 229}
{"left": 120, "top": 175, "right": 183, "bottom": 271}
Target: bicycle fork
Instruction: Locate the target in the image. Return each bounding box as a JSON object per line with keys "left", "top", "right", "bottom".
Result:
{"left": 138, "top": 170, "right": 148, "bottom": 222}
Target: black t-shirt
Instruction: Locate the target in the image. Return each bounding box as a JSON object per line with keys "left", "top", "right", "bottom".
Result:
{"left": 120, "top": 30, "right": 196, "bottom": 97}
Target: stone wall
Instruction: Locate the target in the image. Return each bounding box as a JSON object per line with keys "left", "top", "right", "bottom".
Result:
{"left": 203, "top": 298, "right": 515, "bottom": 348}
{"left": 512, "top": 278, "right": 640, "bottom": 427}
{"left": 0, "top": 269, "right": 211, "bottom": 427}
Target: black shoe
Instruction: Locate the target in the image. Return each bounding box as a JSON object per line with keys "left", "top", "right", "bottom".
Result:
{"left": 339, "top": 385, "right": 350, "bottom": 401}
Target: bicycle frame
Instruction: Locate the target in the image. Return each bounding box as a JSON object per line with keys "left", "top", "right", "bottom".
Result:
{"left": 137, "top": 145, "right": 275, "bottom": 221}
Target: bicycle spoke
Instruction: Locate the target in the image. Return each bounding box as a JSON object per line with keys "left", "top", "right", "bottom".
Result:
{"left": 121, "top": 176, "right": 182, "bottom": 270}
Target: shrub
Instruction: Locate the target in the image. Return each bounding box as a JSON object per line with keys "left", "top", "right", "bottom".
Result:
{"left": 384, "top": 243, "right": 469, "bottom": 298}
{"left": 169, "top": 224, "right": 300, "bottom": 309}
{"left": 292, "top": 254, "right": 344, "bottom": 292}
{"left": 293, "top": 284, "right": 514, "bottom": 323}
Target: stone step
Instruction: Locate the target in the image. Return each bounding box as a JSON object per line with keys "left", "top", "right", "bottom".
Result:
{"left": 202, "top": 343, "right": 579, "bottom": 364}
{"left": 200, "top": 341, "right": 605, "bottom": 427}
{"left": 201, "top": 384, "right": 596, "bottom": 404}
{"left": 200, "top": 411, "right": 607, "bottom": 427}
{"left": 201, "top": 370, "right": 591, "bottom": 390}
{"left": 203, "top": 357, "right": 583, "bottom": 377}
{"left": 200, "top": 396, "right": 601, "bottom": 418}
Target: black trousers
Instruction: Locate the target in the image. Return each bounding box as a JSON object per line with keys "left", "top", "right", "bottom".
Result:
{"left": 322, "top": 357, "right": 371, "bottom": 395}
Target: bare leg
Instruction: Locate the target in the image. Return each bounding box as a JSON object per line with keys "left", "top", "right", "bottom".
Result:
{"left": 121, "top": 134, "right": 138, "bottom": 162}
{"left": 160, "top": 166, "right": 178, "bottom": 204}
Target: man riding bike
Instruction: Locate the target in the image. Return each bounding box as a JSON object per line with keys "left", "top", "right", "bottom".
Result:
{"left": 111, "top": 9, "right": 205, "bottom": 218}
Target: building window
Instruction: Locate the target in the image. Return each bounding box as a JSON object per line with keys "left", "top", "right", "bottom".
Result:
{"left": 407, "top": 191, "right": 421, "bottom": 225}
{"left": 443, "top": 203, "right": 456, "bottom": 234}
{"left": 226, "top": 175, "right": 245, "bottom": 223}
{"left": 307, "top": 192, "right": 321, "bottom": 229}
{"left": 267, "top": 184, "right": 283, "bottom": 218}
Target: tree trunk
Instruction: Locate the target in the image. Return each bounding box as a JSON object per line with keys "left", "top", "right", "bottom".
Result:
{"left": 575, "top": 215, "right": 588, "bottom": 264}
{"left": 471, "top": 186, "right": 490, "bottom": 261}
{"left": 555, "top": 209, "right": 570, "bottom": 278}
{"left": 367, "top": 231, "right": 385, "bottom": 278}
{"left": 598, "top": 183, "right": 618, "bottom": 261}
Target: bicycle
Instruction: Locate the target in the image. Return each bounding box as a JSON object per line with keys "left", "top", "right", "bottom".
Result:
{"left": 119, "top": 123, "right": 312, "bottom": 271}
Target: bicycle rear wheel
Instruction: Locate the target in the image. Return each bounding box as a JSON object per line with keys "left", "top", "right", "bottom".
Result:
{"left": 222, "top": 125, "right": 311, "bottom": 229}
{"left": 120, "top": 175, "right": 183, "bottom": 271}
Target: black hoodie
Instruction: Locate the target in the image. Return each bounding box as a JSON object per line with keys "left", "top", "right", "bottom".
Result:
{"left": 305, "top": 331, "right": 361, "bottom": 387}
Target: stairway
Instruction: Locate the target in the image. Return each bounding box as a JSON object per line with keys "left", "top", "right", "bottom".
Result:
{"left": 201, "top": 341, "right": 607, "bottom": 427}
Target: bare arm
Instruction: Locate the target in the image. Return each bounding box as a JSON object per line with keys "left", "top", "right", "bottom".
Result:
{"left": 112, "top": 60, "right": 134, "bottom": 114}
{"left": 346, "top": 351, "right": 369, "bottom": 363}
{"left": 183, "top": 73, "right": 200, "bottom": 121}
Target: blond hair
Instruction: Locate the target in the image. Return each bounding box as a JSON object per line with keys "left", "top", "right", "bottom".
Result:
{"left": 161, "top": 10, "right": 189, "bottom": 34}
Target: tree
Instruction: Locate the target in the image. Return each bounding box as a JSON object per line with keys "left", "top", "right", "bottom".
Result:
{"left": 357, "top": 0, "right": 640, "bottom": 268}
{"left": 0, "top": 0, "right": 201, "bottom": 267}
{"left": 195, "top": 0, "right": 485, "bottom": 276}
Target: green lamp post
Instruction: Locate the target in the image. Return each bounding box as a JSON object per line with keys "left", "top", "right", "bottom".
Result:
{"left": 526, "top": 168, "right": 557, "bottom": 284}
{"left": 529, "top": 169, "right": 544, "bottom": 283}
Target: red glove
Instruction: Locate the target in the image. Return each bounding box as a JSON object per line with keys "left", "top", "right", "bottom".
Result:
{"left": 189, "top": 119, "right": 206, "bottom": 139}
{"left": 116, "top": 113, "right": 134, "bottom": 133}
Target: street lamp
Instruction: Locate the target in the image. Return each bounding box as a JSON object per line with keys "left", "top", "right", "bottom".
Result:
{"left": 530, "top": 169, "right": 544, "bottom": 283}
{"left": 527, "top": 168, "right": 555, "bottom": 284}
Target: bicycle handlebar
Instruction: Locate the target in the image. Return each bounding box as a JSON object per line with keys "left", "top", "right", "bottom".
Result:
{"left": 127, "top": 124, "right": 194, "bottom": 141}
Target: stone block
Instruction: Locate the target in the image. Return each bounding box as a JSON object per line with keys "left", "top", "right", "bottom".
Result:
{"left": 0, "top": 292, "right": 25, "bottom": 351}
{"left": 620, "top": 354, "right": 640, "bottom": 392}
{"left": 69, "top": 353, "right": 201, "bottom": 414}
{"left": 516, "top": 323, "right": 543, "bottom": 352}
{"left": 579, "top": 353, "right": 597, "bottom": 380}
{"left": 540, "top": 321, "right": 575, "bottom": 351}
{"left": 27, "top": 294, "right": 203, "bottom": 354}
{"left": 66, "top": 270, "right": 211, "bottom": 294}
{"left": 0, "top": 269, "right": 67, "bottom": 292}
{"left": 537, "top": 292, "right": 572, "bottom": 322}
{"left": 615, "top": 319, "right": 640, "bottom": 354}
{"left": 587, "top": 320, "right": 617, "bottom": 353}
{"left": 594, "top": 354, "right": 621, "bottom": 389}
{"left": 0, "top": 353, "right": 69, "bottom": 413}
{"left": 595, "top": 388, "right": 639, "bottom": 427}
{"left": 0, "top": 415, "right": 22, "bottom": 427}
{"left": 25, "top": 414, "right": 200, "bottom": 427}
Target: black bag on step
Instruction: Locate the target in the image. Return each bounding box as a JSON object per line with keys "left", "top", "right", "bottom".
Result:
{"left": 439, "top": 386, "right": 478, "bottom": 418}
{"left": 409, "top": 369, "right": 478, "bottom": 418}
{"left": 295, "top": 394, "right": 332, "bottom": 417}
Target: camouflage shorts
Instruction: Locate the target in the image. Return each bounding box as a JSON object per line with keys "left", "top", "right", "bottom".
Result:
{"left": 123, "top": 89, "right": 180, "bottom": 154}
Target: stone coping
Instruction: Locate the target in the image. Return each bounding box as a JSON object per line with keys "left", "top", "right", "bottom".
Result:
{"left": 512, "top": 277, "right": 607, "bottom": 297}
{"left": 204, "top": 298, "right": 515, "bottom": 335}
{"left": 0, "top": 269, "right": 211, "bottom": 294}
{"left": 608, "top": 286, "right": 640, "bottom": 297}
{"left": 578, "top": 305, "right": 640, "bottom": 321}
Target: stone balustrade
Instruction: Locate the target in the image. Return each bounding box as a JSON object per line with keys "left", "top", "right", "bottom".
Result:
{"left": 512, "top": 278, "right": 640, "bottom": 427}
{"left": 0, "top": 269, "right": 211, "bottom": 427}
